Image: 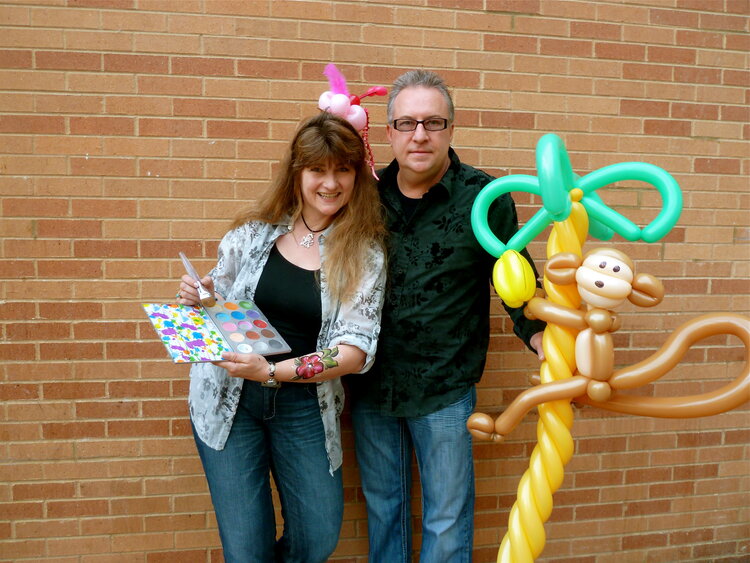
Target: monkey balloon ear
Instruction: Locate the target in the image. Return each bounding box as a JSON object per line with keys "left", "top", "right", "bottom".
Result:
{"left": 628, "top": 273, "right": 664, "bottom": 308}
{"left": 544, "top": 252, "right": 582, "bottom": 285}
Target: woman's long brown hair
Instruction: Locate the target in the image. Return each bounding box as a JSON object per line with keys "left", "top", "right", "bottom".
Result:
{"left": 232, "top": 112, "right": 385, "bottom": 302}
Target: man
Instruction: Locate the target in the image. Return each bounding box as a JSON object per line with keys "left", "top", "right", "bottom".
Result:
{"left": 349, "top": 70, "right": 545, "bottom": 562}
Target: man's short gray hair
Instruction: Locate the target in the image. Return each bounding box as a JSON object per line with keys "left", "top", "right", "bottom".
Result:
{"left": 386, "top": 69, "right": 455, "bottom": 124}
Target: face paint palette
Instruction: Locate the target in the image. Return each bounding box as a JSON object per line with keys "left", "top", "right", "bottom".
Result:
{"left": 142, "top": 298, "right": 291, "bottom": 363}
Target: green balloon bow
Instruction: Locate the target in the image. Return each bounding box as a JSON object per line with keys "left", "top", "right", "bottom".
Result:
{"left": 472, "top": 133, "right": 683, "bottom": 259}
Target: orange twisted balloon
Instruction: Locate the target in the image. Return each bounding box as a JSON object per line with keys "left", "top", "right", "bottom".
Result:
{"left": 496, "top": 198, "right": 588, "bottom": 562}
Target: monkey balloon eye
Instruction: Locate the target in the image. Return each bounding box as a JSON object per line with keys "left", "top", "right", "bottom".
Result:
{"left": 595, "top": 281, "right": 604, "bottom": 288}
{"left": 599, "top": 262, "right": 606, "bottom": 269}
{"left": 613, "top": 265, "right": 620, "bottom": 272}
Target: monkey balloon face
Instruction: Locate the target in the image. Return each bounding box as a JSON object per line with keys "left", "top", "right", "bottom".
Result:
{"left": 576, "top": 250, "right": 634, "bottom": 309}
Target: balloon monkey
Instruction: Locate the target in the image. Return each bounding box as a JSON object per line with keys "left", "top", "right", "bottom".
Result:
{"left": 468, "top": 134, "right": 750, "bottom": 562}
{"left": 469, "top": 248, "right": 750, "bottom": 442}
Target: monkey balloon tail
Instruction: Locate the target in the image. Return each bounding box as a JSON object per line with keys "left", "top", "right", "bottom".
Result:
{"left": 578, "top": 313, "right": 750, "bottom": 417}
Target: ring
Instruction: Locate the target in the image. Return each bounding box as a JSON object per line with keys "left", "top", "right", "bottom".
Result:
{"left": 175, "top": 291, "right": 181, "bottom": 300}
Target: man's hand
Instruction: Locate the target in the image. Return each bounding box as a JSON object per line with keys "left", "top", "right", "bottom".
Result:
{"left": 530, "top": 331, "right": 545, "bottom": 361}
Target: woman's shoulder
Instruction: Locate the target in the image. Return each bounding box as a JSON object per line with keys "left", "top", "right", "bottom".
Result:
{"left": 363, "top": 238, "right": 386, "bottom": 270}
{"left": 216, "top": 222, "right": 268, "bottom": 258}
{"left": 223, "top": 219, "right": 281, "bottom": 242}
{"left": 355, "top": 233, "right": 384, "bottom": 257}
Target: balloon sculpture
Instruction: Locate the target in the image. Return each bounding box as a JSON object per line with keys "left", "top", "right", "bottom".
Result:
{"left": 318, "top": 63, "right": 387, "bottom": 179}
{"left": 468, "top": 134, "right": 750, "bottom": 562}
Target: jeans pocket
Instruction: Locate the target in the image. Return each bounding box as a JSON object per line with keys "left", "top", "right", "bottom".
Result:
{"left": 430, "top": 387, "right": 477, "bottom": 426}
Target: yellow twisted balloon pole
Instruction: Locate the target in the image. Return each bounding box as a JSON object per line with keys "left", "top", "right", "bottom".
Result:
{"left": 497, "top": 194, "right": 589, "bottom": 562}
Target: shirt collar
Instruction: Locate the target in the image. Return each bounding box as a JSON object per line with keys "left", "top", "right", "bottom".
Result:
{"left": 379, "top": 147, "right": 462, "bottom": 199}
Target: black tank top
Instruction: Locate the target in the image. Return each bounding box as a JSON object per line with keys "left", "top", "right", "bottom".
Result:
{"left": 254, "top": 244, "right": 322, "bottom": 362}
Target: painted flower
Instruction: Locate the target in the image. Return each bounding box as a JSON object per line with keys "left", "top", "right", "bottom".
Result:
{"left": 296, "top": 355, "right": 325, "bottom": 379}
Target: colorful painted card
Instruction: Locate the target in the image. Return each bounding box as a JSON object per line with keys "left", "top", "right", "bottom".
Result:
{"left": 142, "top": 298, "right": 291, "bottom": 363}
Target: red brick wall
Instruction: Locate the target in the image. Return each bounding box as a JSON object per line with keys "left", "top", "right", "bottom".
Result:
{"left": 1, "top": 1, "right": 748, "bottom": 561}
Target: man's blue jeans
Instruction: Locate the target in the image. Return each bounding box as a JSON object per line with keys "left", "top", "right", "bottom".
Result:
{"left": 193, "top": 381, "right": 343, "bottom": 563}
{"left": 351, "top": 387, "right": 476, "bottom": 563}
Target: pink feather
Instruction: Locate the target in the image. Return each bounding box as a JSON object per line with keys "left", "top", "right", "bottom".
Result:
{"left": 323, "top": 63, "right": 349, "bottom": 96}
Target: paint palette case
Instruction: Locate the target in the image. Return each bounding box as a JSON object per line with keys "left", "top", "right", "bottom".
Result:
{"left": 142, "top": 298, "right": 292, "bottom": 363}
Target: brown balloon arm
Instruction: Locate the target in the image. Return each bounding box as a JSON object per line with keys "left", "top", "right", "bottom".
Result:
{"left": 524, "top": 297, "right": 588, "bottom": 330}
{"left": 493, "top": 376, "right": 589, "bottom": 436}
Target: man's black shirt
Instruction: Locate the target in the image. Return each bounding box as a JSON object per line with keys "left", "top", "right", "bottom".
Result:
{"left": 352, "top": 148, "right": 545, "bottom": 417}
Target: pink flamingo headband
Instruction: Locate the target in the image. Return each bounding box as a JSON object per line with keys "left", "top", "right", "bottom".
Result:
{"left": 318, "top": 63, "right": 387, "bottom": 178}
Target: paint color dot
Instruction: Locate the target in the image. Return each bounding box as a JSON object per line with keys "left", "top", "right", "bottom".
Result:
{"left": 238, "top": 301, "right": 253, "bottom": 309}
{"left": 261, "top": 329, "right": 275, "bottom": 338}
{"left": 237, "top": 343, "right": 253, "bottom": 353}
{"left": 222, "top": 322, "right": 237, "bottom": 331}
{"left": 231, "top": 311, "right": 244, "bottom": 320}
{"left": 245, "top": 331, "right": 261, "bottom": 340}
{"left": 229, "top": 332, "right": 244, "bottom": 343}
{"left": 253, "top": 319, "right": 268, "bottom": 328}
{"left": 224, "top": 302, "right": 239, "bottom": 310}
{"left": 268, "top": 339, "right": 283, "bottom": 349}
{"left": 237, "top": 321, "right": 252, "bottom": 330}
{"left": 245, "top": 310, "right": 260, "bottom": 319}
{"left": 253, "top": 341, "right": 269, "bottom": 353}
{"left": 215, "top": 313, "right": 230, "bottom": 321}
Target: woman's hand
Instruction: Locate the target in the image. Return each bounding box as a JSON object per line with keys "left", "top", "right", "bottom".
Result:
{"left": 176, "top": 275, "right": 215, "bottom": 306}
{"left": 213, "top": 351, "right": 270, "bottom": 382}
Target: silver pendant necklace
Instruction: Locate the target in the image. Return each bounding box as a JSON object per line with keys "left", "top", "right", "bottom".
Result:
{"left": 297, "top": 214, "right": 325, "bottom": 249}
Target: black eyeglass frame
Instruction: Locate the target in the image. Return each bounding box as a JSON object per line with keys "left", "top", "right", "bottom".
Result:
{"left": 391, "top": 118, "right": 450, "bottom": 132}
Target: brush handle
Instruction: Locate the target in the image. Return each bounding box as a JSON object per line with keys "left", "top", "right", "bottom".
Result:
{"left": 179, "top": 252, "right": 216, "bottom": 307}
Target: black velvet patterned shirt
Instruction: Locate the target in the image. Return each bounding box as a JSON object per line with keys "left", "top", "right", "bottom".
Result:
{"left": 351, "top": 149, "right": 545, "bottom": 417}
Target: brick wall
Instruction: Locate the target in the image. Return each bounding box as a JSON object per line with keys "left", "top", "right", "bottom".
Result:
{"left": 1, "top": 1, "right": 748, "bottom": 561}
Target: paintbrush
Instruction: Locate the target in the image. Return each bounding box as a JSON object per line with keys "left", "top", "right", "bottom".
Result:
{"left": 179, "top": 252, "right": 216, "bottom": 308}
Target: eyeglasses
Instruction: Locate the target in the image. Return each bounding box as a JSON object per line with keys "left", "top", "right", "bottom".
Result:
{"left": 391, "top": 118, "right": 449, "bottom": 132}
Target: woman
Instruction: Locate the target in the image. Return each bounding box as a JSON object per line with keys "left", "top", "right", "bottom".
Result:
{"left": 176, "top": 112, "right": 386, "bottom": 562}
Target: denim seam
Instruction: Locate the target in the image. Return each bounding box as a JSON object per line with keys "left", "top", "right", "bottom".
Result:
{"left": 398, "top": 420, "right": 411, "bottom": 563}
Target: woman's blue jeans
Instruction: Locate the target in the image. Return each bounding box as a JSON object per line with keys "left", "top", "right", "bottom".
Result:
{"left": 351, "top": 387, "right": 476, "bottom": 563}
{"left": 193, "top": 381, "right": 343, "bottom": 563}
